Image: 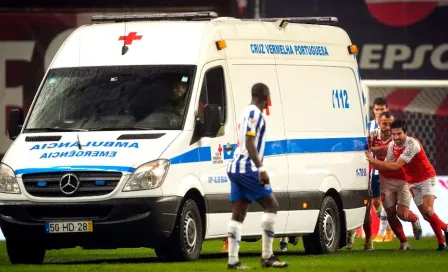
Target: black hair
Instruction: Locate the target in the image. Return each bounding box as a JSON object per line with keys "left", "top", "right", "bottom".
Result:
{"left": 251, "top": 83, "right": 270, "bottom": 102}
{"left": 380, "top": 111, "right": 392, "bottom": 119}
{"left": 391, "top": 119, "right": 408, "bottom": 134}
{"left": 373, "top": 97, "right": 388, "bottom": 107}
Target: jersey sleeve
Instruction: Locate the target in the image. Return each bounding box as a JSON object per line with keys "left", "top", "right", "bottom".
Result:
{"left": 399, "top": 138, "right": 422, "bottom": 163}
{"left": 384, "top": 142, "right": 395, "bottom": 162}
{"left": 368, "top": 129, "right": 378, "bottom": 146}
{"left": 243, "top": 109, "right": 261, "bottom": 137}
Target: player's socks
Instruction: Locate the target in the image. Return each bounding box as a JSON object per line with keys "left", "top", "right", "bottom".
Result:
{"left": 363, "top": 218, "right": 372, "bottom": 240}
{"left": 261, "top": 213, "right": 276, "bottom": 259}
{"left": 428, "top": 213, "right": 446, "bottom": 244}
{"left": 376, "top": 206, "right": 388, "bottom": 236}
{"left": 406, "top": 210, "right": 418, "bottom": 223}
{"left": 387, "top": 214, "right": 407, "bottom": 243}
{"left": 228, "top": 220, "right": 243, "bottom": 265}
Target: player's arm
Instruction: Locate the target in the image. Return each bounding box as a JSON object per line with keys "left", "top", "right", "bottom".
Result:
{"left": 244, "top": 111, "right": 269, "bottom": 184}
{"left": 371, "top": 145, "right": 388, "bottom": 153}
{"left": 245, "top": 111, "right": 262, "bottom": 167}
{"left": 370, "top": 145, "right": 388, "bottom": 159}
{"left": 366, "top": 139, "right": 421, "bottom": 171}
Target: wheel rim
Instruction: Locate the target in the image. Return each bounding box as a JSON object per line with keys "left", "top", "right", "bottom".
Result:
{"left": 183, "top": 211, "right": 197, "bottom": 252}
{"left": 323, "top": 208, "right": 336, "bottom": 248}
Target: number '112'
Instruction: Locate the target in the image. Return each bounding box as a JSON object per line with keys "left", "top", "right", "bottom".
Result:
{"left": 332, "top": 89, "right": 350, "bottom": 109}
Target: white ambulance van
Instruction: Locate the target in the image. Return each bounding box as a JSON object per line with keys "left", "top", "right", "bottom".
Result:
{"left": 0, "top": 11, "right": 369, "bottom": 264}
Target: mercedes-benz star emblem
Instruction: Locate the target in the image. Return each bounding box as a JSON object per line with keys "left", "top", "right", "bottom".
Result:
{"left": 59, "top": 173, "right": 80, "bottom": 196}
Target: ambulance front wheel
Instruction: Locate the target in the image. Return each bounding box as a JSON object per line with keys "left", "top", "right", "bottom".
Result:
{"left": 156, "top": 198, "right": 203, "bottom": 262}
{"left": 303, "top": 196, "right": 340, "bottom": 255}
{"left": 6, "top": 236, "right": 46, "bottom": 264}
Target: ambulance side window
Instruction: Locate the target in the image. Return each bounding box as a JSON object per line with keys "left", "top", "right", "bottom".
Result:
{"left": 197, "top": 66, "right": 226, "bottom": 123}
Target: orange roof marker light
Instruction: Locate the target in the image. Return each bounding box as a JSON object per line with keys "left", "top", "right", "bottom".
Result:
{"left": 348, "top": 44, "right": 358, "bottom": 54}
{"left": 216, "top": 40, "right": 227, "bottom": 50}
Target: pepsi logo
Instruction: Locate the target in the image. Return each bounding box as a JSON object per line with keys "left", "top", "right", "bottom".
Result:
{"left": 365, "top": 0, "right": 448, "bottom": 27}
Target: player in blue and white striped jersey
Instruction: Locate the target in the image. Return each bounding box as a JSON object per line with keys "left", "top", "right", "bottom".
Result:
{"left": 226, "top": 83, "right": 288, "bottom": 270}
{"left": 227, "top": 104, "right": 266, "bottom": 174}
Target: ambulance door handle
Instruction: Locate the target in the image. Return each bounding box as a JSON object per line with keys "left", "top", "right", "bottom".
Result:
{"left": 225, "top": 143, "right": 234, "bottom": 152}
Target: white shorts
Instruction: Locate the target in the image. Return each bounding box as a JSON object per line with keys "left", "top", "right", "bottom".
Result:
{"left": 380, "top": 177, "right": 412, "bottom": 209}
{"left": 409, "top": 177, "right": 437, "bottom": 207}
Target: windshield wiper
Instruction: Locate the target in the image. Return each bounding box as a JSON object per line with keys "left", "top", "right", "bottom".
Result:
{"left": 88, "top": 126, "right": 154, "bottom": 131}
{"left": 24, "top": 127, "right": 89, "bottom": 132}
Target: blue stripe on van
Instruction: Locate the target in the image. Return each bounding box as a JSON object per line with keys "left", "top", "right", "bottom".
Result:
{"left": 170, "top": 136, "right": 367, "bottom": 165}
{"left": 13, "top": 137, "right": 367, "bottom": 174}
{"left": 14, "top": 165, "right": 136, "bottom": 175}
{"left": 169, "top": 146, "right": 212, "bottom": 165}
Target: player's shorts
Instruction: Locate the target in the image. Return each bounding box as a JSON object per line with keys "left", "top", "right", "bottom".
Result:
{"left": 409, "top": 177, "right": 437, "bottom": 207}
{"left": 371, "top": 174, "right": 381, "bottom": 198}
{"left": 380, "top": 177, "right": 412, "bottom": 209}
{"left": 227, "top": 171, "right": 273, "bottom": 203}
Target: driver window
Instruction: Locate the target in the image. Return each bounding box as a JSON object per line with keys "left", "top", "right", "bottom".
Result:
{"left": 197, "top": 66, "right": 226, "bottom": 122}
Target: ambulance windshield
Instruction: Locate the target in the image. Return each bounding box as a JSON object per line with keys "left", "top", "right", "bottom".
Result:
{"left": 24, "top": 65, "right": 196, "bottom": 132}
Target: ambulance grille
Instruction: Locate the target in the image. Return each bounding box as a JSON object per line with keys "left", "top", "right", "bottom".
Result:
{"left": 25, "top": 135, "right": 62, "bottom": 142}
{"left": 21, "top": 171, "right": 122, "bottom": 198}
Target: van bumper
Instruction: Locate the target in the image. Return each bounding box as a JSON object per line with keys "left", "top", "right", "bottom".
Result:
{"left": 0, "top": 197, "right": 182, "bottom": 249}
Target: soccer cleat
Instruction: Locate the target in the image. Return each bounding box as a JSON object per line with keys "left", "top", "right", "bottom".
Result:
{"left": 444, "top": 230, "right": 448, "bottom": 246}
{"left": 384, "top": 229, "right": 394, "bottom": 242}
{"left": 364, "top": 238, "right": 374, "bottom": 251}
{"left": 221, "top": 239, "right": 229, "bottom": 253}
{"left": 228, "top": 262, "right": 250, "bottom": 270}
{"left": 279, "top": 241, "right": 288, "bottom": 252}
{"left": 260, "top": 255, "right": 289, "bottom": 268}
{"left": 412, "top": 217, "right": 423, "bottom": 240}
{"left": 436, "top": 243, "right": 447, "bottom": 251}
{"left": 290, "top": 236, "right": 299, "bottom": 246}
{"left": 373, "top": 234, "right": 385, "bottom": 243}
{"left": 399, "top": 242, "right": 411, "bottom": 250}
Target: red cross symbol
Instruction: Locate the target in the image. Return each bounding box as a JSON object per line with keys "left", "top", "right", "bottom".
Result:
{"left": 265, "top": 97, "right": 272, "bottom": 116}
{"left": 218, "top": 144, "right": 223, "bottom": 155}
{"left": 118, "top": 32, "right": 142, "bottom": 45}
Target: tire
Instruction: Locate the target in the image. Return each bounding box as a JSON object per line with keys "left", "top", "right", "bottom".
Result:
{"left": 303, "top": 196, "right": 340, "bottom": 255}
{"left": 6, "top": 237, "right": 46, "bottom": 264}
{"left": 163, "top": 199, "right": 203, "bottom": 262}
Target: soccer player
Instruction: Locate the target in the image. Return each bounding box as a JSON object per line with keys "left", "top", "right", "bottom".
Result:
{"left": 369, "top": 97, "right": 394, "bottom": 243}
{"left": 226, "top": 83, "right": 288, "bottom": 269}
{"left": 370, "top": 113, "right": 422, "bottom": 250}
{"left": 366, "top": 119, "right": 448, "bottom": 251}
{"left": 346, "top": 98, "right": 391, "bottom": 250}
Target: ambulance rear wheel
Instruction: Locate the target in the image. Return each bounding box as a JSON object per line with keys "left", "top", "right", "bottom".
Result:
{"left": 6, "top": 236, "right": 46, "bottom": 264}
{"left": 164, "top": 198, "right": 203, "bottom": 261}
{"left": 303, "top": 196, "right": 340, "bottom": 255}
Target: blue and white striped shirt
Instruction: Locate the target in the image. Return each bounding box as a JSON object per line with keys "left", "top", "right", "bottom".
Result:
{"left": 227, "top": 105, "right": 267, "bottom": 174}
{"left": 367, "top": 119, "right": 379, "bottom": 133}
{"left": 367, "top": 119, "right": 379, "bottom": 175}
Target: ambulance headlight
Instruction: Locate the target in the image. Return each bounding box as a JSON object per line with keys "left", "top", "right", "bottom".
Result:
{"left": 123, "top": 159, "right": 170, "bottom": 191}
{"left": 0, "top": 163, "right": 21, "bottom": 194}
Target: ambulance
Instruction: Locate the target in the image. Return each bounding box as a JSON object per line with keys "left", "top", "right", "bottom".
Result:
{"left": 0, "top": 11, "right": 369, "bottom": 264}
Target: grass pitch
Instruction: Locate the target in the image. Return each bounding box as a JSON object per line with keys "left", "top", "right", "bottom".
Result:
{"left": 0, "top": 237, "right": 446, "bottom": 271}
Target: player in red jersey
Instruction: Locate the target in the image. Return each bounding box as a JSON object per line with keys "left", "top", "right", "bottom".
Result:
{"left": 369, "top": 113, "right": 422, "bottom": 250}
{"left": 363, "top": 112, "right": 395, "bottom": 250}
{"left": 366, "top": 119, "right": 448, "bottom": 251}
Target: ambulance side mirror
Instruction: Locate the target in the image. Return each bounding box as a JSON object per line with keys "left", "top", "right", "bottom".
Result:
{"left": 8, "top": 108, "right": 24, "bottom": 140}
{"left": 203, "top": 104, "right": 223, "bottom": 137}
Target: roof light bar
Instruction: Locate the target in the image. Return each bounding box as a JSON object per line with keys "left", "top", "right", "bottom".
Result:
{"left": 244, "top": 16, "right": 338, "bottom": 25}
{"left": 91, "top": 11, "right": 218, "bottom": 23}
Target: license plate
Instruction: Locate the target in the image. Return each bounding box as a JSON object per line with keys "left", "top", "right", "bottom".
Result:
{"left": 45, "top": 221, "right": 93, "bottom": 233}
